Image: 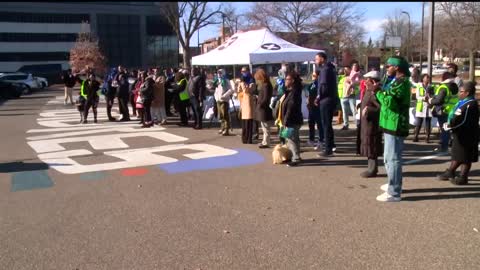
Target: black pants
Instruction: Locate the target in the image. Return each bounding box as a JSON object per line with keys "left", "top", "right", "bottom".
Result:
{"left": 242, "top": 119, "right": 254, "bottom": 144}
{"left": 129, "top": 92, "right": 136, "bottom": 116}
{"left": 83, "top": 98, "right": 98, "bottom": 120}
{"left": 106, "top": 95, "right": 116, "bottom": 119}
{"left": 118, "top": 95, "right": 130, "bottom": 120}
{"left": 178, "top": 100, "right": 190, "bottom": 125}
{"left": 143, "top": 99, "right": 152, "bottom": 124}
{"left": 165, "top": 90, "right": 174, "bottom": 115}
{"left": 415, "top": 117, "right": 432, "bottom": 131}
{"left": 190, "top": 97, "right": 203, "bottom": 128}
{"left": 319, "top": 100, "right": 335, "bottom": 153}
{"left": 308, "top": 107, "right": 323, "bottom": 142}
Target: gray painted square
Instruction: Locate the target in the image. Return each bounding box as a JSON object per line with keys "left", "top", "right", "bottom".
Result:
{"left": 11, "top": 170, "right": 54, "bottom": 192}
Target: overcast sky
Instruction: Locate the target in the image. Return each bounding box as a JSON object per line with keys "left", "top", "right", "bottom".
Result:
{"left": 190, "top": 2, "right": 426, "bottom": 46}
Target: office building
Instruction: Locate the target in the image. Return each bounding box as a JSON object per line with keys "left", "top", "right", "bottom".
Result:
{"left": 0, "top": 2, "right": 179, "bottom": 73}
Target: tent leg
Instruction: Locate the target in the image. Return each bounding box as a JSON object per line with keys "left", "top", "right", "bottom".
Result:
{"left": 249, "top": 64, "right": 253, "bottom": 73}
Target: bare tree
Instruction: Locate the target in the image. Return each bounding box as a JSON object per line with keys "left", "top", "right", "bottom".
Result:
{"left": 161, "top": 2, "right": 222, "bottom": 68}
{"left": 245, "top": 2, "right": 326, "bottom": 43}
{"left": 220, "top": 3, "right": 246, "bottom": 34}
{"left": 69, "top": 22, "right": 106, "bottom": 75}
{"left": 437, "top": 2, "right": 480, "bottom": 81}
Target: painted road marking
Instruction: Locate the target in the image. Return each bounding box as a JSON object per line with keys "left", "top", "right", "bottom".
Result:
{"left": 28, "top": 132, "right": 188, "bottom": 153}
{"left": 404, "top": 152, "right": 449, "bottom": 165}
{"left": 37, "top": 144, "right": 237, "bottom": 174}
{"left": 121, "top": 168, "right": 149, "bottom": 177}
{"left": 11, "top": 170, "right": 54, "bottom": 192}
{"left": 158, "top": 148, "right": 264, "bottom": 174}
{"left": 27, "top": 126, "right": 165, "bottom": 140}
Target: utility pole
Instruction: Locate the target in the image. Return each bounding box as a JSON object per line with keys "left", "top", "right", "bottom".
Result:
{"left": 401, "top": 11, "right": 411, "bottom": 62}
{"left": 420, "top": 2, "right": 425, "bottom": 72}
{"left": 427, "top": 2, "right": 434, "bottom": 79}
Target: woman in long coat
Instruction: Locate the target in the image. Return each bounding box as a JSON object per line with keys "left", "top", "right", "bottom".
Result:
{"left": 360, "top": 71, "right": 383, "bottom": 178}
{"left": 254, "top": 68, "right": 274, "bottom": 148}
{"left": 437, "top": 81, "right": 479, "bottom": 185}
{"left": 238, "top": 76, "right": 256, "bottom": 144}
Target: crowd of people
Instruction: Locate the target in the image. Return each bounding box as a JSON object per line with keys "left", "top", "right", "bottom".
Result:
{"left": 61, "top": 52, "right": 479, "bottom": 203}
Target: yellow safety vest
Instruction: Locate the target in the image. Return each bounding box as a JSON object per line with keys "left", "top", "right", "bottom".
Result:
{"left": 434, "top": 83, "right": 458, "bottom": 115}
{"left": 415, "top": 84, "right": 425, "bottom": 112}
{"left": 178, "top": 78, "right": 190, "bottom": 101}
{"left": 80, "top": 81, "right": 87, "bottom": 98}
{"left": 337, "top": 75, "right": 346, "bottom": 98}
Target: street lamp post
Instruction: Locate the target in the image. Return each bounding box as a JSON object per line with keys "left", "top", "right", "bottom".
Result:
{"left": 401, "top": 11, "right": 411, "bottom": 62}
{"left": 420, "top": 2, "right": 425, "bottom": 71}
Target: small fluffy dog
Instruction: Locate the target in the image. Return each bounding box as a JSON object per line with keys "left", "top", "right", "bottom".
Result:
{"left": 272, "top": 144, "right": 293, "bottom": 164}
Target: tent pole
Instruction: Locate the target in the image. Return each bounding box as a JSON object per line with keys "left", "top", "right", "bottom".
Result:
{"left": 249, "top": 63, "right": 253, "bottom": 73}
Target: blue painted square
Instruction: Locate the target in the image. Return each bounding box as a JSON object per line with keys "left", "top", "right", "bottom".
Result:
{"left": 11, "top": 170, "right": 54, "bottom": 192}
{"left": 80, "top": 171, "right": 106, "bottom": 181}
{"left": 158, "top": 148, "right": 265, "bottom": 174}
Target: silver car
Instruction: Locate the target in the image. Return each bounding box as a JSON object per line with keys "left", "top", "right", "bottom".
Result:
{"left": 0, "top": 72, "right": 48, "bottom": 93}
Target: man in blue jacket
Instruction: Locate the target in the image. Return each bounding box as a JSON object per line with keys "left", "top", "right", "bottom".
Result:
{"left": 314, "top": 52, "right": 338, "bottom": 157}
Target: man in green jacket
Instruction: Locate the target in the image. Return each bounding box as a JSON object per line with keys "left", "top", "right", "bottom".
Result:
{"left": 375, "top": 56, "right": 411, "bottom": 202}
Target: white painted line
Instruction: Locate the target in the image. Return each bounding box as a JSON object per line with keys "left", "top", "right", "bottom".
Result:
{"left": 404, "top": 152, "right": 448, "bottom": 165}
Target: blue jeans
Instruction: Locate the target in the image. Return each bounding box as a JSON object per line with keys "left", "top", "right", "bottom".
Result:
{"left": 308, "top": 107, "right": 324, "bottom": 142}
{"left": 341, "top": 97, "right": 356, "bottom": 127}
{"left": 384, "top": 133, "right": 404, "bottom": 197}
{"left": 436, "top": 115, "right": 449, "bottom": 150}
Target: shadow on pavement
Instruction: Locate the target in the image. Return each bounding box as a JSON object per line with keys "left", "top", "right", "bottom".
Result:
{"left": 403, "top": 192, "right": 480, "bottom": 201}
{"left": 0, "top": 161, "right": 49, "bottom": 173}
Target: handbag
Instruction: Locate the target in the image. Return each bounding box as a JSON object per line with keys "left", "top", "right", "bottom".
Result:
{"left": 280, "top": 126, "right": 295, "bottom": 139}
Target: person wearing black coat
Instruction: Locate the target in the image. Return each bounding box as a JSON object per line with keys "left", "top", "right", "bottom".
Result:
{"left": 314, "top": 52, "right": 338, "bottom": 157}
{"left": 81, "top": 73, "right": 101, "bottom": 124}
{"left": 139, "top": 71, "right": 155, "bottom": 128}
{"left": 437, "top": 81, "right": 479, "bottom": 185}
{"left": 188, "top": 68, "right": 206, "bottom": 129}
{"left": 280, "top": 71, "right": 304, "bottom": 167}
{"left": 254, "top": 68, "right": 274, "bottom": 148}
{"left": 117, "top": 73, "right": 130, "bottom": 121}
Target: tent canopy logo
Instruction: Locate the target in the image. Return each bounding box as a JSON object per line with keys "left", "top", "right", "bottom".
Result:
{"left": 261, "top": 43, "right": 281, "bottom": 50}
{"left": 217, "top": 36, "right": 238, "bottom": 51}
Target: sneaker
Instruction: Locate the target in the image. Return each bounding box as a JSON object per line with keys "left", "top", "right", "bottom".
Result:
{"left": 314, "top": 142, "right": 322, "bottom": 151}
{"left": 341, "top": 126, "right": 349, "bottom": 130}
{"left": 437, "top": 169, "right": 455, "bottom": 181}
{"left": 376, "top": 192, "right": 401, "bottom": 202}
{"left": 307, "top": 140, "right": 316, "bottom": 147}
{"left": 380, "top": 183, "right": 388, "bottom": 192}
{"left": 218, "top": 129, "right": 224, "bottom": 134}
{"left": 93, "top": 119, "right": 98, "bottom": 123}
{"left": 360, "top": 170, "right": 378, "bottom": 178}
{"left": 258, "top": 144, "right": 269, "bottom": 149}
{"left": 82, "top": 120, "right": 88, "bottom": 124}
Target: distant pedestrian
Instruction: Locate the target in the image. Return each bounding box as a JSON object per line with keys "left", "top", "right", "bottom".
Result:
{"left": 413, "top": 74, "right": 434, "bottom": 143}
{"left": 437, "top": 81, "right": 479, "bottom": 185}
{"left": 129, "top": 70, "right": 139, "bottom": 118}
{"left": 139, "top": 71, "right": 155, "bottom": 128}
{"left": 447, "top": 63, "right": 463, "bottom": 88}
{"left": 306, "top": 72, "right": 324, "bottom": 149}
{"left": 238, "top": 73, "right": 255, "bottom": 144}
{"left": 213, "top": 69, "right": 234, "bottom": 135}
{"left": 341, "top": 62, "right": 361, "bottom": 130}
{"left": 171, "top": 71, "right": 190, "bottom": 127}
{"left": 61, "top": 69, "right": 76, "bottom": 105}
{"left": 117, "top": 73, "right": 130, "bottom": 121}
{"left": 151, "top": 70, "right": 167, "bottom": 125}
{"left": 82, "top": 73, "right": 101, "bottom": 124}
{"left": 188, "top": 67, "right": 206, "bottom": 130}
{"left": 427, "top": 72, "right": 459, "bottom": 152}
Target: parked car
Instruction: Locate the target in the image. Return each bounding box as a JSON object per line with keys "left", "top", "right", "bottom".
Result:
{"left": 17, "top": 64, "right": 63, "bottom": 85}
{"left": 0, "top": 80, "right": 28, "bottom": 99}
{"left": 0, "top": 72, "right": 48, "bottom": 93}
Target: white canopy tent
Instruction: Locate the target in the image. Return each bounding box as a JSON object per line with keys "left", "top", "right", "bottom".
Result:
{"left": 192, "top": 28, "right": 324, "bottom": 66}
